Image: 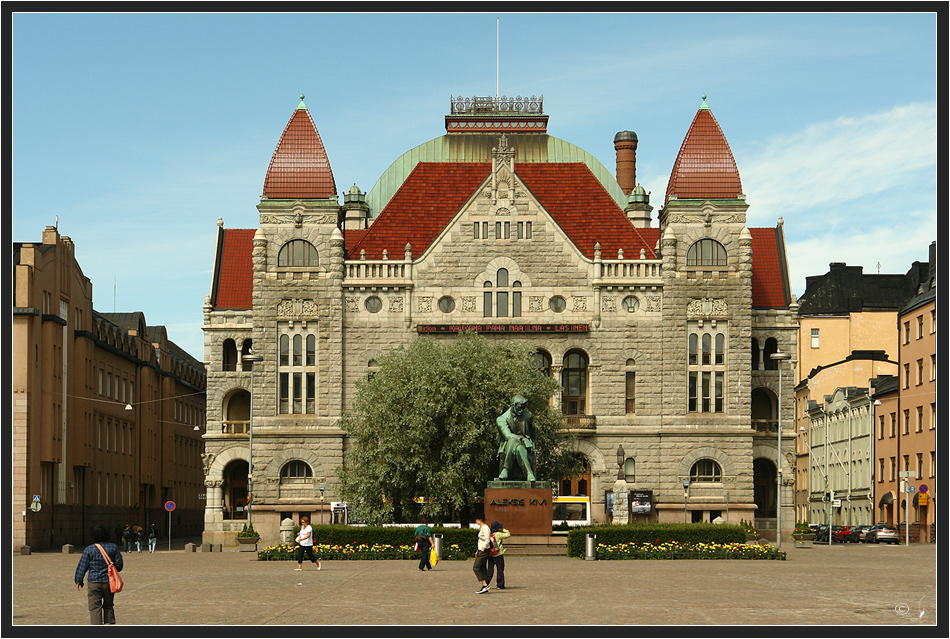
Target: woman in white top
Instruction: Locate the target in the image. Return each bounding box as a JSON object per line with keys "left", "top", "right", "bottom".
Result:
{"left": 294, "top": 516, "right": 321, "bottom": 571}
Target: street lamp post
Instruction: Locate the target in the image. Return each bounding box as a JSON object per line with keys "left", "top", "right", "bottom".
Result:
{"left": 771, "top": 350, "right": 792, "bottom": 548}
{"left": 243, "top": 351, "right": 264, "bottom": 530}
{"left": 683, "top": 480, "right": 690, "bottom": 523}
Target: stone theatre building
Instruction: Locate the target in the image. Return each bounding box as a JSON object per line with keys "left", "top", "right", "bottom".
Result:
{"left": 201, "top": 94, "right": 797, "bottom": 545}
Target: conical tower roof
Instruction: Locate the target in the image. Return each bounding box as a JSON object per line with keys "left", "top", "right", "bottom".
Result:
{"left": 262, "top": 95, "right": 337, "bottom": 199}
{"left": 665, "top": 96, "right": 742, "bottom": 203}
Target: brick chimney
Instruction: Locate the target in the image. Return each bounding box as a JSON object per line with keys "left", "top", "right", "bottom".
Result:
{"left": 614, "top": 130, "right": 638, "bottom": 196}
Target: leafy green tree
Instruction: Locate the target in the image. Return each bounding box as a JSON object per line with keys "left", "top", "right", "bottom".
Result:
{"left": 338, "top": 332, "right": 580, "bottom": 525}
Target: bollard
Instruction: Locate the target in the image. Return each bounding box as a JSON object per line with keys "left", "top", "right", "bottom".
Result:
{"left": 585, "top": 533, "right": 597, "bottom": 560}
{"left": 62, "top": 544, "right": 76, "bottom": 554}
{"left": 184, "top": 543, "right": 197, "bottom": 553}
{"left": 433, "top": 533, "right": 443, "bottom": 561}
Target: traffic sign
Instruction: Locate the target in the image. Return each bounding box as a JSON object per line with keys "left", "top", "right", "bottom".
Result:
{"left": 908, "top": 486, "right": 916, "bottom": 493}
{"left": 164, "top": 501, "right": 176, "bottom": 512}
{"left": 920, "top": 484, "right": 929, "bottom": 493}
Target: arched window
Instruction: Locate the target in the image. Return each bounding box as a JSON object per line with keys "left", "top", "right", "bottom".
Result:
{"left": 686, "top": 239, "right": 728, "bottom": 266}
{"left": 690, "top": 459, "right": 722, "bottom": 482}
{"left": 534, "top": 350, "right": 552, "bottom": 376}
{"left": 624, "top": 458, "right": 636, "bottom": 483}
{"left": 280, "top": 460, "right": 313, "bottom": 483}
{"left": 763, "top": 338, "right": 779, "bottom": 370}
{"left": 278, "top": 240, "right": 318, "bottom": 267}
{"left": 561, "top": 351, "right": 588, "bottom": 415}
{"left": 223, "top": 339, "right": 237, "bottom": 372}
{"left": 241, "top": 339, "right": 253, "bottom": 371}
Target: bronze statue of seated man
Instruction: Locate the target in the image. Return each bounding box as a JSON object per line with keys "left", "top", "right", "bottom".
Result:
{"left": 496, "top": 395, "right": 536, "bottom": 482}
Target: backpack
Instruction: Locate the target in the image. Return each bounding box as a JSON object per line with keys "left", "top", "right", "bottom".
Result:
{"left": 489, "top": 533, "right": 500, "bottom": 556}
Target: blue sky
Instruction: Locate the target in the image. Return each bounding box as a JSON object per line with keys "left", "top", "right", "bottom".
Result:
{"left": 11, "top": 11, "right": 938, "bottom": 360}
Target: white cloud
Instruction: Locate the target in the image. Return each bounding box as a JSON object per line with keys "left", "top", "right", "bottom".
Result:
{"left": 740, "top": 102, "right": 937, "bottom": 228}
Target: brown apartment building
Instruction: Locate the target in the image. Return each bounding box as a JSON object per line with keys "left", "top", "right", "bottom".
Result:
{"left": 872, "top": 242, "right": 937, "bottom": 542}
{"left": 12, "top": 226, "right": 207, "bottom": 551}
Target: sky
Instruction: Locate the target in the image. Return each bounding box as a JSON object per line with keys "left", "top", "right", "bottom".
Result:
{"left": 10, "top": 11, "right": 939, "bottom": 361}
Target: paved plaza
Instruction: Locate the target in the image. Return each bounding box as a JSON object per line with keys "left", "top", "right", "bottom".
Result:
{"left": 9, "top": 539, "right": 939, "bottom": 628}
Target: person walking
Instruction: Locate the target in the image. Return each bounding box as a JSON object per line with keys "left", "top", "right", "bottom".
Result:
{"left": 414, "top": 518, "right": 433, "bottom": 571}
{"left": 486, "top": 521, "right": 511, "bottom": 589}
{"left": 74, "top": 524, "right": 124, "bottom": 625}
{"left": 134, "top": 526, "right": 145, "bottom": 553}
{"left": 294, "top": 515, "right": 321, "bottom": 571}
{"left": 472, "top": 516, "right": 492, "bottom": 594}
{"left": 148, "top": 524, "right": 158, "bottom": 553}
{"left": 122, "top": 525, "right": 132, "bottom": 553}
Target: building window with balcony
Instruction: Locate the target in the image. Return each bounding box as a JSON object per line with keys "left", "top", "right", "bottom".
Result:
{"left": 561, "top": 350, "right": 588, "bottom": 416}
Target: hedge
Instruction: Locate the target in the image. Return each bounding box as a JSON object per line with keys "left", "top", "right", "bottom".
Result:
{"left": 565, "top": 523, "right": 748, "bottom": 557}
{"left": 294, "top": 524, "right": 478, "bottom": 551}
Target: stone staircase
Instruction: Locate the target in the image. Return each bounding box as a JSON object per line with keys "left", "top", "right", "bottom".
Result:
{"left": 502, "top": 534, "right": 568, "bottom": 556}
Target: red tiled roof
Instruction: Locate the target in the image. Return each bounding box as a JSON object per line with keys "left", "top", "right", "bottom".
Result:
{"left": 750, "top": 227, "right": 789, "bottom": 308}
{"left": 516, "top": 163, "right": 658, "bottom": 259}
{"left": 214, "top": 228, "right": 255, "bottom": 309}
{"left": 665, "top": 106, "right": 742, "bottom": 203}
{"left": 216, "top": 222, "right": 786, "bottom": 309}
{"left": 345, "top": 163, "right": 491, "bottom": 260}
{"left": 346, "top": 162, "right": 658, "bottom": 260}
{"left": 262, "top": 107, "right": 337, "bottom": 199}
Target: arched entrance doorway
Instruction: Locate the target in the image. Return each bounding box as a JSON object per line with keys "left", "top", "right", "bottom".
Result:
{"left": 223, "top": 460, "right": 249, "bottom": 520}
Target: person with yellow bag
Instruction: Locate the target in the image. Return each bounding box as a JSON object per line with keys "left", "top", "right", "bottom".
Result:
{"left": 414, "top": 517, "right": 433, "bottom": 571}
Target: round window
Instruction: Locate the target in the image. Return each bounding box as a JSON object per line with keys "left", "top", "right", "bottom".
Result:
{"left": 438, "top": 296, "right": 455, "bottom": 313}
{"left": 622, "top": 296, "right": 640, "bottom": 313}
{"left": 549, "top": 296, "right": 566, "bottom": 313}
{"left": 365, "top": 296, "right": 382, "bottom": 313}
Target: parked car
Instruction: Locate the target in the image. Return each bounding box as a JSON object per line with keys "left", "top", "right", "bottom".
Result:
{"left": 833, "top": 525, "right": 855, "bottom": 543}
{"left": 866, "top": 523, "right": 900, "bottom": 544}
{"left": 814, "top": 524, "right": 831, "bottom": 542}
{"left": 849, "top": 525, "right": 871, "bottom": 543}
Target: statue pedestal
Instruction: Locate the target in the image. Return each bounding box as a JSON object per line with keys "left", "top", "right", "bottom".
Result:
{"left": 485, "top": 481, "right": 553, "bottom": 536}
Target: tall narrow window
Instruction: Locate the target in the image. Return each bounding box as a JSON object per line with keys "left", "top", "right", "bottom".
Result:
{"left": 496, "top": 269, "right": 509, "bottom": 317}
{"left": 625, "top": 372, "right": 636, "bottom": 414}
{"left": 483, "top": 282, "right": 493, "bottom": 317}
{"left": 512, "top": 282, "right": 522, "bottom": 317}
{"left": 278, "top": 329, "right": 317, "bottom": 415}
{"left": 561, "top": 351, "right": 589, "bottom": 416}
{"left": 687, "top": 325, "right": 727, "bottom": 414}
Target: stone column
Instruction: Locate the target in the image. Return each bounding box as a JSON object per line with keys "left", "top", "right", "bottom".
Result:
{"left": 613, "top": 480, "right": 629, "bottom": 525}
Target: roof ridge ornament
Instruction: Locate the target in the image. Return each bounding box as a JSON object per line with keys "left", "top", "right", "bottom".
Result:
{"left": 699, "top": 93, "right": 709, "bottom": 110}
{"left": 297, "top": 93, "right": 307, "bottom": 110}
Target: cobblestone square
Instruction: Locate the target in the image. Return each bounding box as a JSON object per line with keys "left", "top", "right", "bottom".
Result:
{"left": 9, "top": 540, "right": 938, "bottom": 627}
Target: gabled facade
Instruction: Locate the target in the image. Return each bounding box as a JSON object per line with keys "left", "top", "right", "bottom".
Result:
{"left": 201, "top": 95, "right": 797, "bottom": 545}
